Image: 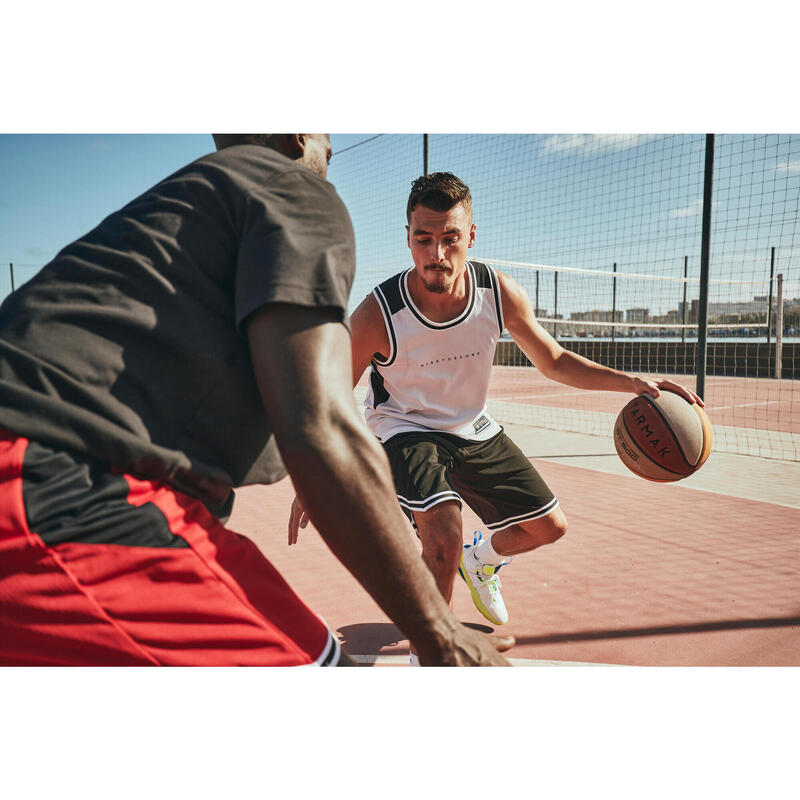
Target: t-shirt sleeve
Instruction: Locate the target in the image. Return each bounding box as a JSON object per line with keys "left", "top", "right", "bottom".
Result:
{"left": 234, "top": 169, "right": 356, "bottom": 331}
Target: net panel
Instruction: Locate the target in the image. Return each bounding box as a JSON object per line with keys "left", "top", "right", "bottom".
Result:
{"left": 328, "top": 134, "right": 800, "bottom": 460}
{"left": 328, "top": 135, "right": 422, "bottom": 309}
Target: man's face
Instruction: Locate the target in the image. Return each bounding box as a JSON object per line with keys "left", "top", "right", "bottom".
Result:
{"left": 300, "top": 134, "right": 332, "bottom": 178}
{"left": 406, "top": 202, "right": 476, "bottom": 294}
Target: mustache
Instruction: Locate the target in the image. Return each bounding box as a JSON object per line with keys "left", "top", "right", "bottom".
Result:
{"left": 424, "top": 263, "right": 450, "bottom": 271}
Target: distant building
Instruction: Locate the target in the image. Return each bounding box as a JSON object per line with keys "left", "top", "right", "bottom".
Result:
{"left": 569, "top": 310, "right": 622, "bottom": 322}
{"left": 626, "top": 308, "right": 650, "bottom": 323}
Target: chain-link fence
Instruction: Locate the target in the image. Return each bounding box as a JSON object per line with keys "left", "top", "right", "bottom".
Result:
{"left": 329, "top": 134, "right": 800, "bottom": 461}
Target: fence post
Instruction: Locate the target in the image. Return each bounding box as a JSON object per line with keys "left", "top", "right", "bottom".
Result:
{"left": 611, "top": 262, "right": 617, "bottom": 343}
{"left": 681, "top": 256, "right": 688, "bottom": 344}
{"left": 423, "top": 134, "right": 429, "bottom": 176}
{"left": 775, "top": 273, "right": 783, "bottom": 379}
{"left": 9, "top": 263, "right": 14, "bottom": 292}
{"left": 553, "top": 271, "right": 558, "bottom": 340}
{"left": 695, "top": 134, "right": 715, "bottom": 401}
{"left": 767, "top": 246, "right": 775, "bottom": 346}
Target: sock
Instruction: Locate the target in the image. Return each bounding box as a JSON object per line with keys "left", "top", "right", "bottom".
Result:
{"left": 474, "top": 532, "right": 505, "bottom": 567}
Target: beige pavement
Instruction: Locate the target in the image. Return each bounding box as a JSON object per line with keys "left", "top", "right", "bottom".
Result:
{"left": 503, "top": 422, "right": 800, "bottom": 509}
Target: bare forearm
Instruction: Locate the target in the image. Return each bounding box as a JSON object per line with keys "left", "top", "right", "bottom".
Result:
{"left": 544, "top": 349, "right": 638, "bottom": 392}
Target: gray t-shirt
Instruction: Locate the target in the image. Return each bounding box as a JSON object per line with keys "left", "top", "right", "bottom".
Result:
{"left": 0, "top": 144, "right": 355, "bottom": 512}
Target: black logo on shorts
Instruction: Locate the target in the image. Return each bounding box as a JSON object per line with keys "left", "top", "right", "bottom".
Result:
{"left": 473, "top": 414, "right": 491, "bottom": 434}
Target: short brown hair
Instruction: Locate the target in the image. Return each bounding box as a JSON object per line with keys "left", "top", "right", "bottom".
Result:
{"left": 212, "top": 134, "right": 276, "bottom": 150}
{"left": 406, "top": 172, "right": 472, "bottom": 223}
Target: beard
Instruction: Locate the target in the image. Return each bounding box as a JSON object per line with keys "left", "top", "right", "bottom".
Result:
{"left": 421, "top": 265, "right": 452, "bottom": 294}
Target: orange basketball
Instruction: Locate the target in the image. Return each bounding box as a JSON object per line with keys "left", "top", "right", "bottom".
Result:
{"left": 614, "top": 389, "right": 713, "bottom": 482}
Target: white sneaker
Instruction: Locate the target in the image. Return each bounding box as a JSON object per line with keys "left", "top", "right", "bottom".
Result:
{"left": 457, "top": 531, "right": 510, "bottom": 625}
{"left": 409, "top": 651, "right": 420, "bottom": 667}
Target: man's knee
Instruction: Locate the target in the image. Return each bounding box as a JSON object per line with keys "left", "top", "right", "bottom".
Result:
{"left": 414, "top": 502, "right": 463, "bottom": 565}
{"left": 544, "top": 509, "right": 568, "bottom": 544}
{"left": 518, "top": 506, "right": 567, "bottom": 547}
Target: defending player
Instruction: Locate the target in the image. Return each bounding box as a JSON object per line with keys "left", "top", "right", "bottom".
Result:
{"left": 0, "top": 139, "right": 509, "bottom": 667}
{"left": 290, "top": 171, "right": 702, "bottom": 639}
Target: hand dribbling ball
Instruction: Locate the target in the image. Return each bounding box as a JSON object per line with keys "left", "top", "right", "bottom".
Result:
{"left": 614, "top": 389, "right": 713, "bottom": 482}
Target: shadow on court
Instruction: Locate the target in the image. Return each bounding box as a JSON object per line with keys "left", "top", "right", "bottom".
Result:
{"left": 338, "top": 623, "right": 404, "bottom": 658}
{"left": 508, "top": 615, "right": 800, "bottom": 647}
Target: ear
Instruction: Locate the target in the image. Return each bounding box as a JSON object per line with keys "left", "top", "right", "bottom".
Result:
{"left": 273, "top": 134, "right": 306, "bottom": 160}
{"left": 406, "top": 225, "right": 411, "bottom": 249}
{"left": 468, "top": 223, "right": 476, "bottom": 248}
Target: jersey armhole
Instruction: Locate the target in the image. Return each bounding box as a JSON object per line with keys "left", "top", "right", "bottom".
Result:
{"left": 487, "top": 265, "right": 505, "bottom": 335}
{"left": 371, "top": 285, "right": 398, "bottom": 366}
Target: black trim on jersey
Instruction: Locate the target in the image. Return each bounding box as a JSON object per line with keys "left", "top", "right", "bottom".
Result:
{"left": 485, "top": 263, "right": 505, "bottom": 335}
{"left": 372, "top": 283, "right": 398, "bottom": 366}
{"left": 22, "top": 441, "right": 189, "bottom": 548}
{"left": 400, "top": 264, "right": 476, "bottom": 330}
{"left": 470, "top": 261, "right": 493, "bottom": 289}
{"left": 378, "top": 273, "right": 405, "bottom": 315}
{"left": 369, "top": 366, "right": 391, "bottom": 408}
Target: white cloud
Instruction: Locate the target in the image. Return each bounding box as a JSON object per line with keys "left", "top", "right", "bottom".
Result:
{"left": 774, "top": 160, "right": 800, "bottom": 174}
{"left": 670, "top": 199, "right": 704, "bottom": 218}
{"left": 539, "top": 133, "right": 658, "bottom": 156}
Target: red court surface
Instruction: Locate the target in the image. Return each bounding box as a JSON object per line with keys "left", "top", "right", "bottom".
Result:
{"left": 488, "top": 366, "right": 800, "bottom": 435}
{"left": 228, "top": 457, "right": 800, "bottom": 667}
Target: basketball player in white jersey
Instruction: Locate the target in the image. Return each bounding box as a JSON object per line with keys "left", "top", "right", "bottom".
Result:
{"left": 290, "top": 172, "right": 702, "bottom": 653}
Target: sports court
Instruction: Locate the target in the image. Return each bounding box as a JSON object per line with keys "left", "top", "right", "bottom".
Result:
{"left": 229, "top": 372, "right": 800, "bottom": 667}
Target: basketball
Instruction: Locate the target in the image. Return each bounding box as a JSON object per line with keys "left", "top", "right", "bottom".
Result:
{"left": 614, "top": 389, "right": 713, "bottom": 482}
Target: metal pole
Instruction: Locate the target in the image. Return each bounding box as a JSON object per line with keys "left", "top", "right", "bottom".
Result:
{"left": 696, "top": 134, "right": 715, "bottom": 401}
{"left": 535, "top": 270, "right": 539, "bottom": 318}
{"left": 553, "top": 271, "right": 558, "bottom": 340}
{"left": 775, "top": 273, "right": 783, "bottom": 379}
{"left": 423, "top": 134, "right": 429, "bottom": 176}
{"left": 682, "top": 256, "right": 688, "bottom": 344}
{"left": 611, "top": 262, "right": 617, "bottom": 343}
{"left": 767, "top": 246, "right": 775, "bottom": 346}
{"left": 9, "top": 263, "right": 14, "bottom": 292}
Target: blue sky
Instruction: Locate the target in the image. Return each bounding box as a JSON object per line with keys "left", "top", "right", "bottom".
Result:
{"left": 1, "top": 133, "right": 797, "bottom": 320}
{"left": 0, "top": 134, "right": 368, "bottom": 295}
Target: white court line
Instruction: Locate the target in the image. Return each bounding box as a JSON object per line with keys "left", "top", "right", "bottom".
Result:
{"left": 708, "top": 400, "right": 783, "bottom": 411}
{"left": 491, "top": 390, "right": 600, "bottom": 402}
{"left": 351, "top": 654, "right": 621, "bottom": 667}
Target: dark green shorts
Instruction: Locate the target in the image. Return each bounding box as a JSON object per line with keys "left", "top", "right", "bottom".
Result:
{"left": 382, "top": 429, "right": 558, "bottom": 533}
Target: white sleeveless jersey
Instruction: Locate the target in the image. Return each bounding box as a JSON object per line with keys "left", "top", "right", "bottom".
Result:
{"left": 364, "top": 260, "right": 505, "bottom": 443}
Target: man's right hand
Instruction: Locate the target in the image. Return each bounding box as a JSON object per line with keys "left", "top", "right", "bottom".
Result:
{"left": 416, "top": 624, "right": 512, "bottom": 666}
{"left": 288, "top": 495, "right": 309, "bottom": 546}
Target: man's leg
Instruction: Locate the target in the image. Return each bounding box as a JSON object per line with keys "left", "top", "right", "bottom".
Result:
{"left": 479, "top": 505, "right": 568, "bottom": 558}
{"left": 409, "top": 500, "right": 514, "bottom": 662}
{"left": 411, "top": 500, "right": 463, "bottom": 605}
{"left": 451, "top": 431, "right": 565, "bottom": 624}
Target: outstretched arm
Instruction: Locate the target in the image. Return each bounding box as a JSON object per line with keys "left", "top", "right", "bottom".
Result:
{"left": 498, "top": 272, "right": 703, "bottom": 405}
{"left": 248, "top": 303, "right": 509, "bottom": 666}
{"left": 288, "top": 292, "right": 389, "bottom": 542}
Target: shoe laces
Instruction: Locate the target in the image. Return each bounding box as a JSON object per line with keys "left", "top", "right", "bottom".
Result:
{"left": 468, "top": 531, "right": 512, "bottom": 582}
{"left": 484, "top": 571, "right": 502, "bottom": 597}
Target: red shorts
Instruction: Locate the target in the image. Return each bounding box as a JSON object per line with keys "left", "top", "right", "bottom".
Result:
{"left": 0, "top": 431, "right": 338, "bottom": 666}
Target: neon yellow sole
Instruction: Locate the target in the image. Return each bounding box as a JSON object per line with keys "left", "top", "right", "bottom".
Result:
{"left": 458, "top": 554, "right": 506, "bottom": 626}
